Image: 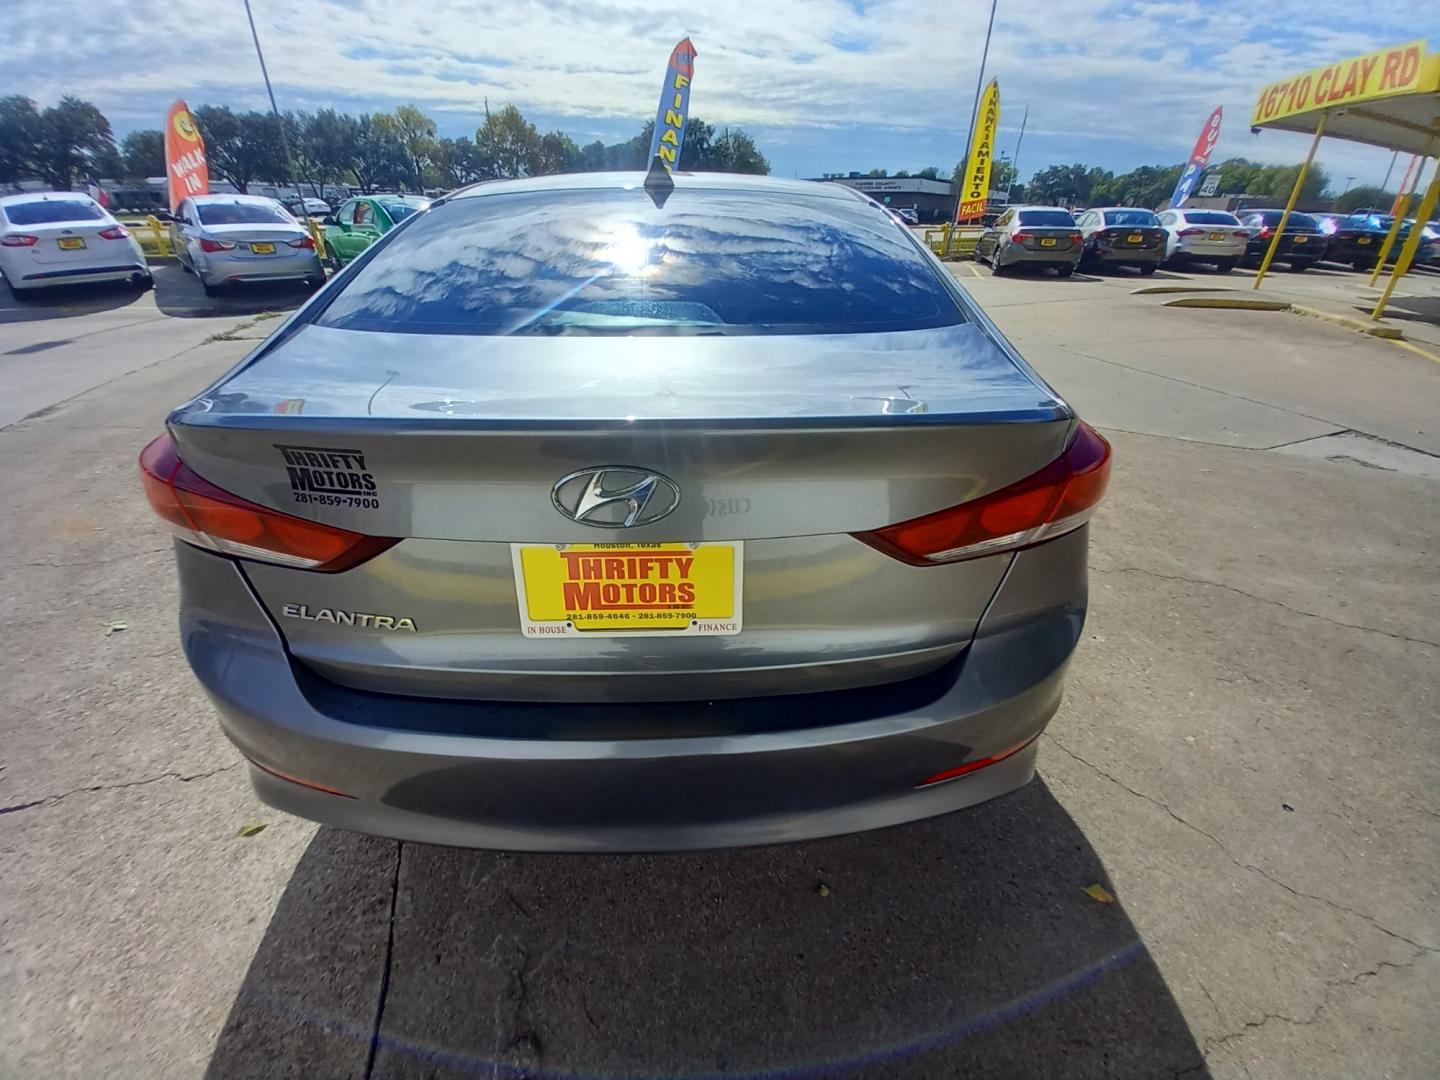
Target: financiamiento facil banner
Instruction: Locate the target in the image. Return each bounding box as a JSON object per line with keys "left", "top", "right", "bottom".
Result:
{"left": 956, "top": 78, "right": 999, "bottom": 223}
{"left": 648, "top": 38, "right": 697, "bottom": 171}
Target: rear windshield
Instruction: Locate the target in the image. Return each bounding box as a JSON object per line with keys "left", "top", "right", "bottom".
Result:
{"left": 1103, "top": 209, "right": 1160, "bottom": 226}
{"left": 3, "top": 199, "right": 104, "bottom": 225}
{"left": 1254, "top": 210, "right": 1320, "bottom": 229}
{"left": 1181, "top": 211, "right": 1239, "bottom": 225}
{"left": 316, "top": 187, "right": 966, "bottom": 337}
{"left": 1018, "top": 210, "right": 1075, "bottom": 227}
{"left": 197, "top": 202, "right": 293, "bottom": 225}
{"left": 383, "top": 200, "right": 428, "bottom": 222}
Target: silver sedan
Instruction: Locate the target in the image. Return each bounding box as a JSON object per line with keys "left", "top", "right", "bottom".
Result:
{"left": 138, "top": 172, "right": 1111, "bottom": 852}
{"left": 172, "top": 194, "right": 325, "bottom": 296}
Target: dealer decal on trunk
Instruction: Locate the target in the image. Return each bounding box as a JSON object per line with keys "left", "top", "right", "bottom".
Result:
{"left": 274, "top": 444, "right": 379, "bottom": 509}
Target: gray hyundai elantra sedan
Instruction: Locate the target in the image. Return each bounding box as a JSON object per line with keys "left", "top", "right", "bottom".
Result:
{"left": 140, "top": 170, "right": 1110, "bottom": 852}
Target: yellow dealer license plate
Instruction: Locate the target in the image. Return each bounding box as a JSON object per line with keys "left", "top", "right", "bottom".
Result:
{"left": 250, "top": 242, "right": 276, "bottom": 254}
{"left": 1209, "top": 232, "right": 1225, "bottom": 241}
{"left": 1293, "top": 235, "right": 1308, "bottom": 244}
{"left": 1357, "top": 237, "right": 1372, "bottom": 245}
{"left": 1040, "top": 237, "right": 1056, "bottom": 247}
{"left": 512, "top": 542, "right": 743, "bottom": 637}
{"left": 57, "top": 237, "right": 86, "bottom": 250}
{"left": 1127, "top": 233, "right": 1144, "bottom": 244}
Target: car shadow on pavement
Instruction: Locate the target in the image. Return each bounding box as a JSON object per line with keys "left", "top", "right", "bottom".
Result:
{"left": 151, "top": 264, "right": 312, "bottom": 319}
{"left": 0, "top": 278, "right": 145, "bottom": 322}
{"left": 205, "top": 778, "right": 1210, "bottom": 1079}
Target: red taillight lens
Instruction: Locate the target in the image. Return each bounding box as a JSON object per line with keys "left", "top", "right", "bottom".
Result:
{"left": 855, "top": 422, "right": 1112, "bottom": 565}
{"left": 1234, "top": 230, "right": 1250, "bottom": 238}
{"left": 1011, "top": 231, "right": 1032, "bottom": 243}
{"left": 1176, "top": 227, "right": 1204, "bottom": 236}
{"left": 286, "top": 235, "right": 316, "bottom": 250}
{"left": 1068, "top": 232, "right": 1082, "bottom": 244}
{"left": 1, "top": 234, "right": 39, "bottom": 247}
{"left": 198, "top": 237, "right": 236, "bottom": 252}
{"left": 97, "top": 225, "right": 129, "bottom": 240}
{"left": 1259, "top": 228, "right": 1272, "bottom": 238}
{"left": 138, "top": 433, "right": 395, "bottom": 572}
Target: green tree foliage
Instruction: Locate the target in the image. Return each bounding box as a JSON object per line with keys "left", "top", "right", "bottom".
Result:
{"left": 915, "top": 165, "right": 942, "bottom": 180}
{"left": 476, "top": 104, "right": 541, "bottom": 178}
{"left": 120, "top": 130, "right": 165, "bottom": 182}
{"left": 1207, "top": 157, "right": 1331, "bottom": 201}
{"left": 288, "top": 109, "right": 360, "bottom": 194}
{"left": 1334, "top": 184, "right": 1393, "bottom": 213}
{"left": 193, "top": 106, "right": 289, "bottom": 192}
{"left": 32, "top": 96, "right": 118, "bottom": 188}
{"left": 379, "top": 105, "right": 437, "bottom": 191}
{"left": 1024, "top": 163, "right": 1097, "bottom": 206}
{"left": 534, "top": 130, "right": 580, "bottom": 175}
{"left": 1090, "top": 164, "right": 1183, "bottom": 208}
{"left": 0, "top": 96, "right": 43, "bottom": 183}
{"left": 427, "top": 136, "right": 496, "bottom": 187}
{"left": 351, "top": 113, "right": 409, "bottom": 193}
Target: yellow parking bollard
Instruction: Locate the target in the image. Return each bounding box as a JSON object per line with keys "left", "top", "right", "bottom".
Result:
{"left": 145, "top": 215, "right": 169, "bottom": 257}
{"left": 307, "top": 218, "right": 328, "bottom": 267}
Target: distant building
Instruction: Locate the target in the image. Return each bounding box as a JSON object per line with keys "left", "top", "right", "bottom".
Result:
{"left": 808, "top": 176, "right": 956, "bottom": 223}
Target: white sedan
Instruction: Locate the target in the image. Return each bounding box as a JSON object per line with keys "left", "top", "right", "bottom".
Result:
{"left": 0, "top": 192, "right": 152, "bottom": 300}
{"left": 1156, "top": 208, "right": 1249, "bottom": 272}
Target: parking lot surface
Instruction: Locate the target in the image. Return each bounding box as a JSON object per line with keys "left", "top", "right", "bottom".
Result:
{"left": 1, "top": 260, "right": 1437, "bottom": 1079}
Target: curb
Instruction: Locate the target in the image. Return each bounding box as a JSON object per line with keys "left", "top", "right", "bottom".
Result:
{"left": 1132, "top": 286, "right": 1238, "bottom": 295}
{"left": 1162, "top": 296, "right": 1290, "bottom": 311}
{"left": 1160, "top": 295, "right": 1407, "bottom": 340}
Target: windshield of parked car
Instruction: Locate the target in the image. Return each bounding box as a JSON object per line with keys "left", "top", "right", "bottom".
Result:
{"left": 1018, "top": 210, "right": 1075, "bottom": 227}
{"left": 3, "top": 199, "right": 105, "bottom": 225}
{"left": 383, "top": 200, "right": 429, "bottom": 221}
{"left": 317, "top": 187, "right": 965, "bottom": 336}
{"left": 197, "top": 202, "right": 294, "bottom": 225}
{"left": 1103, "top": 210, "right": 1159, "bottom": 226}
{"left": 1180, "top": 211, "right": 1239, "bottom": 225}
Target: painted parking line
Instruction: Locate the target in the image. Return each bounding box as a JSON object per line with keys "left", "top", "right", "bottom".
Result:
{"left": 966, "top": 263, "right": 984, "bottom": 278}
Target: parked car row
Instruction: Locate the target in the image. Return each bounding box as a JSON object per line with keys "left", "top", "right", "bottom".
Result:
{"left": 0, "top": 192, "right": 154, "bottom": 300}
{"left": 973, "top": 202, "right": 1440, "bottom": 279}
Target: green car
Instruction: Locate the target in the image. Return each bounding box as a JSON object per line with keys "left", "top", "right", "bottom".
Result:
{"left": 321, "top": 194, "right": 431, "bottom": 267}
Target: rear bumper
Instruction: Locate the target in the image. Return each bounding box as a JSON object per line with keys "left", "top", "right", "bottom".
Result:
{"left": 15, "top": 263, "right": 147, "bottom": 285}
{"left": 176, "top": 529, "right": 1088, "bottom": 852}
{"left": 1170, "top": 242, "right": 1244, "bottom": 260}
{"left": 200, "top": 251, "right": 323, "bottom": 285}
{"left": 1088, "top": 246, "right": 1162, "bottom": 265}
{"left": 996, "top": 245, "right": 1080, "bottom": 267}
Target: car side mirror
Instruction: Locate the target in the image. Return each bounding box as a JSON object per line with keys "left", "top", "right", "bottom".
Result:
{"left": 320, "top": 215, "right": 337, "bottom": 226}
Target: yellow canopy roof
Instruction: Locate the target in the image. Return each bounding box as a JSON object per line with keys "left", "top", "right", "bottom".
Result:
{"left": 1251, "top": 39, "right": 1440, "bottom": 155}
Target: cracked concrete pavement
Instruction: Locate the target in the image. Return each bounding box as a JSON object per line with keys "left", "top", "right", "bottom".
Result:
{"left": 1, "top": 265, "right": 1437, "bottom": 1078}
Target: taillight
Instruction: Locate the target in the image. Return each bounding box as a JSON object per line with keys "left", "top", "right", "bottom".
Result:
{"left": 97, "top": 225, "right": 129, "bottom": 240}
{"left": 1, "top": 234, "right": 39, "bottom": 247}
{"left": 855, "top": 422, "right": 1111, "bottom": 565}
{"left": 286, "top": 235, "right": 316, "bottom": 250}
{"left": 1177, "top": 227, "right": 1204, "bottom": 237}
{"left": 138, "top": 433, "right": 395, "bottom": 572}
{"left": 1068, "top": 232, "right": 1082, "bottom": 244}
{"left": 1011, "top": 232, "right": 1032, "bottom": 243}
{"left": 1234, "top": 230, "right": 1249, "bottom": 238}
{"left": 198, "top": 237, "right": 236, "bottom": 252}
{"left": 1259, "top": 228, "right": 1273, "bottom": 238}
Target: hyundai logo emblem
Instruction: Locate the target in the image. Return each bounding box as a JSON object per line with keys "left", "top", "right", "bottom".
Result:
{"left": 551, "top": 467, "right": 681, "bottom": 528}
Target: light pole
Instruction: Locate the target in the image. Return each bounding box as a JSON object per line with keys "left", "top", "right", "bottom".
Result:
{"left": 1342, "top": 176, "right": 1356, "bottom": 195}
{"left": 1007, "top": 104, "right": 1029, "bottom": 203}
{"left": 962, "top": 0, "right": 999, "bottom": 165}
{"left": 242, "top": 0, "right": 304, "bottom": 201}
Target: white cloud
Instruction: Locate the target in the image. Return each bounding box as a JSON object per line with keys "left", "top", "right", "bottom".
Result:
{"left": 1, "top": 0, "right": 1429, "bottom": 184}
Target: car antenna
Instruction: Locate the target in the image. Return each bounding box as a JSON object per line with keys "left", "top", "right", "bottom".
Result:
{"left": 643, "top": 155, "right": 674, "bottom": 208}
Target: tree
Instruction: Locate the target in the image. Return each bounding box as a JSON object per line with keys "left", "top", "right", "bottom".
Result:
{"left": 32, "top": 96, "right": 117, "bottom": 188}
{"left": 916, "top": 165, "right": 942, "bottom": 180}
{"left": 476, "top": 104, "right": 540, "bottom": 178}
{"left": 1335, "top": 184, "right": 1393, "bottom": 213}
{"left": 193, "top": 106, "right": 289, "bottom": 192}
{"left": 351, "top": 113, "right": 408, "bottom": 192}
{"left": 0, "top": 95, "right": 42, "bottom": 184}
{"left": 428, "top": 136, "right": 496, "bottom": 187}
{"left": 534, "top": 130, "right": 579, "bottom": 175}
{"left": 867, "top": 168, "right": 889, "bottom": 177}
{"left": 120, "top": 130, "right": 165, "bottom": 182}
{"left": 378, "top": 105, "right": 437, "bottom": 191}
{"left": 1025, "top": 163, "right": 1103, "bottom": 206}
{"left": 894, "top": 169, "right": 911, "bottom": 178}
{"left": 707, "top": 128, "right": 769, "bottom": 174}
{"left": 290, "top": 109, "right": 360, "bottom": 195}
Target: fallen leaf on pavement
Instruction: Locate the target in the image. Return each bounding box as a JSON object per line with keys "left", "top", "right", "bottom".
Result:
{"left": 1083, "top": 883, "right": 1115, "bottom": 904}
{"left": 236, "top": 822, "right": 268, "bottom": 838}
{"left": 103, "top": 621, "right": 128, "bottom": 637}
{"left": 816, "top": 882, "right": 831, "bottom": 898}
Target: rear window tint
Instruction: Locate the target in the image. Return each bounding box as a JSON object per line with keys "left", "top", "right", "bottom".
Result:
{"left": 1254, "top": 210, "right": 1320, "bottom": 229}
{"left": 3, "top": 199, "right": 104, "bottom": 225}
{"left": 197, "top": 201, "right": 293, "bottom": 225}
{"left": 1103, "top": 209, "right": 1160, "bottom": 226}
{"left": 316, "top": 187, "right": 966, "bottom": 337}
{"left": 1017, "top": 210, "right": 1075, "bottom": 227}
{"left": 1181, "top": 211, "right": 1239, "bottom": 225}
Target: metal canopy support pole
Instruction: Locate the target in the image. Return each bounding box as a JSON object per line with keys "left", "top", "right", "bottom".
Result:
{"left": 1254, "top": 112, "right": 1326, "bottom": 290}
{"left": 1369, "top": 152, "right": 1428, "bottom": 286}
{"left": 1370, "top": 162, "right": 1440, "bottom": 322}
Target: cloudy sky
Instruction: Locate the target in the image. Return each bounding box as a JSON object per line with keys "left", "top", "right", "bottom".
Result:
{"left": 5, "top": 0, "right": 1435, "bottom": 188}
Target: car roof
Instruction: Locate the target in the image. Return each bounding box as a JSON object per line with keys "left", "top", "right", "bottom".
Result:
{"left": 0, "top": 191, "right": 99, "bottom": 207}
{"left": 1093, "top": 206, "right": 1158, "bottom": 213}
{"left": 1011, "top": 205, "right": 1074, "bottom": 213}
{"left": 447, "top": 171, "right": 863, "bottom": 204}
{"left": 189, "top": 193, "right": 286, "bottom": 205}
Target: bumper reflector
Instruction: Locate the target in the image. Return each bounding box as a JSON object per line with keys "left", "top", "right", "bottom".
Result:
{"left": 916, "top": 736, "right": 1038, "bottom": 788}
{"left": 250, "top": 759, "right": 356, "bottom": 798}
